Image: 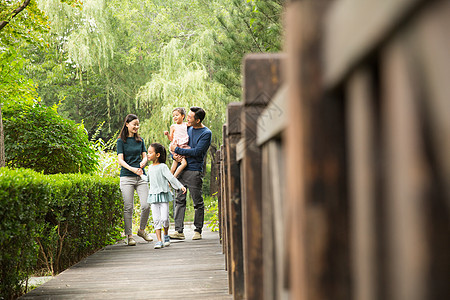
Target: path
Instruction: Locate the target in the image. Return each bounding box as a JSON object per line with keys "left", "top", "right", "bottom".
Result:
{"left": 22, "top": 227, "right": 231, "bottom": 299}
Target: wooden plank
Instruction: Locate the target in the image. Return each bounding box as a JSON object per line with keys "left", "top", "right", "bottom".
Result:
{"left": 285, "top": 1, "right": 350, "bottom": 300}
{"left": 268, "top": 141, "right": 288, "bottom": 300}
{"left": 324, "top": 0, "right": 427, "bottom": 88}
{"left": 241, "top": 54, "right": 283, "bottom": 300}
{"left": 382, "top": 34, "right": 428, "bottom": 300}
{"left": 284, "top": 3, "right": 307, "bottom": 299}
{"left": 226, "top": 103, "right": 245, "bottom": 300}
{"left": 261, "top": 143, "right": 276, "bottom": 300}
{"left": 243, "top": 53, "right": 285, "bottom": 107}
{"left": 409, "top": 2, "right": 450, "bottom": 297}
{"left": 236, "top": 139, "right": 244, "bottom": 162}
{"left": 262, "top": 140, "right": 288, "bottom": 300}
{"left": 222, "top": 124, "right": 232, "bottom": 292}
{"left": 216, "top": 149, "right": 223, "bottom": 244}
{"left": 227, "top": 102, "right": 242, "bottom": 136}
{"left": 22, "top": 229, "right": 231, "bottom": 299}
{"left": 347, "top": 67, "right": 378, "bottom": 300}
{"left": 411, "top": 0, "right": 450, "bottom": 206}
{"left": 256, "top": 85, "right": 288, "bottom": 146}
{"left": 220, "top": 145, "right": 227, "bottom": 258}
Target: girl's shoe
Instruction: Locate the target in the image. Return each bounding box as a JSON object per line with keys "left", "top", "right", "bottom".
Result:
{"left": 154, "top": 241, "right": 164, "bottom": 249}
{"left": 164, "top": 235, "right": 171, "bottom": 247}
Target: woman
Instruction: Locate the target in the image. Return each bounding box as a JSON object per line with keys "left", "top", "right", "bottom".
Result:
{"left": 117, "top": 114, "right": 153, "bottom": 246}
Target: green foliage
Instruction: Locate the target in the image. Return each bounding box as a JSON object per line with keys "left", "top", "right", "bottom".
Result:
{"left": 212, "top": 0, "right": 283, "bottom": 99}
{"left": 206, "top": 195, "right": 219, "bottom": 232}
{"left": 36, "top": 173, "right": 122, "bottom": 274}
{"left": 0, "top": 168, "right": 47, "bottom": 299}
{"left": 0, "top": 167, "right": 122, "bottom": 299}
{"left": 137, "top": 33, "right": 232, "bottom": 149}
{"left": 0, "top": 49, "right": 37, "bottom": 108}
{"left": 3, "top": 101, "right": 98, "bottom": 174}
{"left": 1, "top": 0, "right": 283, "bottom": 160}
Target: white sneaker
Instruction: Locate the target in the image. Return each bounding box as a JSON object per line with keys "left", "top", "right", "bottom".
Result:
{"left": 192, "top": 232, "right": 202, "bottom": 240}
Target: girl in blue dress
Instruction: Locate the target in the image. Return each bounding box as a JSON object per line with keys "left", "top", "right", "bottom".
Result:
{"left": 147, "top": 143, "right": 186, "bottom": 249}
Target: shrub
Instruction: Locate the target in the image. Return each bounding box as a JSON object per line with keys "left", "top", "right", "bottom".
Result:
{"left": 0, "top": 168, "right": 48, "bottom": 299}
{"left": 0, "top": 168, "right": 122, "bottom": 299}
{"left": 3, "top": 101, "right": 98, "bottom": 174}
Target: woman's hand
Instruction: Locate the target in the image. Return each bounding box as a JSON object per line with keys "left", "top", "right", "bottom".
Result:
{"left": 181, "top": 186, "right": 187, "bottom": 194}
{"left": 135, "top": 168, "right": 144, "bottom": 176}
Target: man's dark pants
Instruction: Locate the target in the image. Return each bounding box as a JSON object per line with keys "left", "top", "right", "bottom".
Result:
{"left": 174, "top": 170, "right": 204, "bottom": 233}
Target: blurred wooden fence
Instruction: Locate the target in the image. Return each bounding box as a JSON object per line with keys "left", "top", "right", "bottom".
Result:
{"left": 215, "top": 0, "right": 449, "bottom": 299}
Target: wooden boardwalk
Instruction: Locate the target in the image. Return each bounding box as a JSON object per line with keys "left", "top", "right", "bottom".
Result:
{"left": 22, "top": 227, "right": 231, "bottom": 299}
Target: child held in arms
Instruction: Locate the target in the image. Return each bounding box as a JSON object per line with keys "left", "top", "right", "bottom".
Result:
{"left": 164, "top": 107, "right": 190, "bottom": 178}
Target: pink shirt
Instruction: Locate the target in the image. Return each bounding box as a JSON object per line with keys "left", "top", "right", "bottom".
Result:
{"left": 172, "top": 123, "right": 189, "bottom": 145}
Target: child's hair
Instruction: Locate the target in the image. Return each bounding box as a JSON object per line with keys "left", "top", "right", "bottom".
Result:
{"left": 150, "top": 143, "right": 166, "bottom": 164}
{"left": 172, "top": 107, "right": 186, "bottom": 117}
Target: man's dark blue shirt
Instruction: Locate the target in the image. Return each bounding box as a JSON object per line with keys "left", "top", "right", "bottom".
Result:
{"left": 174, "top": 126, "right": 212, "bottom": 172}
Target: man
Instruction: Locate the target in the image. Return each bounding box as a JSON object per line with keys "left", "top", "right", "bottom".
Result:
{"left": 169, "top": 106, "right": 212, "bottom": 240}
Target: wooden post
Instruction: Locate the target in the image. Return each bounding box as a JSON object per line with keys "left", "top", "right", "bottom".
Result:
{"left": 285, "top": 1, "right": 350, "bottom": 300}
{"left": 220, "top": 145, "right": 227, "bottom": 258}
{"left": 226, "top": 102, "right": 245, "bottom": 299}
{"left": 347, "top": 67, "right": 378, "bottom": 300}
{"left": 257, "top": 86, "right": 288, "bottom": 300}
{"left": 217, "top": 149, "right": 223, "bottom": 245}
{"left": 241, "top": 53, "right": 284, "bottom": 300}
{"left": 222, "top": 124, "right": 233, "bottom": 293}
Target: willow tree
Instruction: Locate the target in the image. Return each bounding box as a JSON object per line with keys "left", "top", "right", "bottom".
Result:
{"left": 0, "top": 0, "right": 81, "bottom": 167}
{"left": 35, "top": 0, "right": 117, "bottom": 133}
{"left": 136, "top": 32, "right": 233, "bottom": 150}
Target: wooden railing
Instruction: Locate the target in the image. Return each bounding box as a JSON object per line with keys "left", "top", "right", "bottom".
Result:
{"left": 216, "top": 1, "right": 449, "bottom": 300}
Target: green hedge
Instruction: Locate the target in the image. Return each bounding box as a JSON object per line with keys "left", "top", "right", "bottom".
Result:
{"left": 0, "top": 168, "right": 122, "bottom": 299}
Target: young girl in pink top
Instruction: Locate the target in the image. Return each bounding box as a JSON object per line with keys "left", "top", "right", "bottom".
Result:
{"left": 164, "top": 107, "right": 190, "bottom": 178}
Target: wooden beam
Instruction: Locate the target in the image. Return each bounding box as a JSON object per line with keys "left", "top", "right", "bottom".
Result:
{"left": 382, "top": 33, "right": 428, "bottom": 300}
{"left": 226, "top": 102, "right": 245, "bottom": 299}
{"left": 256, "top": 85, "right": 288, "bottom": 146}
{"left": 324, "top": 0, "right": 427, "bottom": 88}
{"left": 347, "top": 67, "right": 378, "bottom": 300}
{"left": 241, "top": 53, "right": 283, "bottom": 300}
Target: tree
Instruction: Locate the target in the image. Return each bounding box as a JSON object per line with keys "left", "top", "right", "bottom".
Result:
{"left": 212, "top": 0, "right": 283, "bottom": 99}
{"left": 0, "top": 0, "right": 81, "bottom": 167}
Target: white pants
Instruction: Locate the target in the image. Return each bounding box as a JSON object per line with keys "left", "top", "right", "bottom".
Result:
{"left": 151, "top": 202, "right": 169, "bottom": 230}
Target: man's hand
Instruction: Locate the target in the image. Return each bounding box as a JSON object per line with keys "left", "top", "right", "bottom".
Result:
{"left": 181, "top": 186, "right": 187, "bottom": 194}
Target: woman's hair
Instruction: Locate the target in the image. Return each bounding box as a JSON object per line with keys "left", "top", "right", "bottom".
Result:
{"left": 150, "top": 143, "right": 166, "bottom": 164}
{"left": 119, "top": 114, "right": 142, "bottom": 142}
{"left": 173, "top": 107, "right": 186, "bottom": 117}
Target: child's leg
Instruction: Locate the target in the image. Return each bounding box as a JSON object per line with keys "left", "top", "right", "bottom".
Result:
{"left": 151, "top": 203, "right": 163, "bottom": 242}
{"left": 173, "top": 158, "right": 188, "bottom": 178}
{"left": 161, "top": 202, "right": 170, "bottom": 235}
{"left": 155, "top": 229, "right": 162, "bottom": 242}
{"left": 170, "top": 159, "right": 178, "bottom": 175}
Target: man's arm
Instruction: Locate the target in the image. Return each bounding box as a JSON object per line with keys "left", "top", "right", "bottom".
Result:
{"left": 175, "top": 131, "right": 211, "bottom": 158}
